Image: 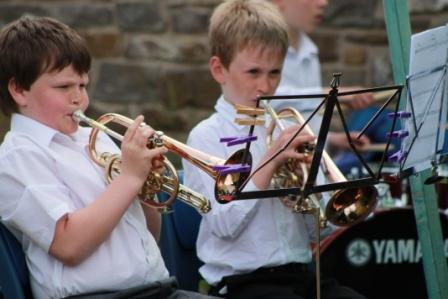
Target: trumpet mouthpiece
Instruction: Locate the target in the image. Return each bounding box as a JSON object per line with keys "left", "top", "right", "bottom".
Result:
{"left": 72, "top": 110, "right": 85, "bottom": 122}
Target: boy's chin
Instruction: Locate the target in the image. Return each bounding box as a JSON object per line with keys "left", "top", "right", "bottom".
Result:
{"left": 61, "top": 123, "right": 79, "bottom": 135}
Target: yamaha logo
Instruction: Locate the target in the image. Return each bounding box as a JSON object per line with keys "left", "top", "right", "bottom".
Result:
{"left": 345, "top": 238, "right": 448, "bottom": 266}
{"left": 346, "top": 238, "right": 372, "bottom": 266}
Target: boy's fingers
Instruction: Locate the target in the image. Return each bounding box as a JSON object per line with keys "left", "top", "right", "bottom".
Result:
{"left": 152, "top": 159, "right": 165, "bottom": 170}
{"left": 150, "top": 146, "right": 168, "bottom": 158}
{"left": 139, "top": 127, "right": 155, "bottom": 146}
{"left": 291, "top": 152, "right": 312, "bottom": 162}
{"left": 291, "top": 134, "right": 316, "bottom": 149}
{"left": 124, "top": 115, "right": 144, "bottom": 141}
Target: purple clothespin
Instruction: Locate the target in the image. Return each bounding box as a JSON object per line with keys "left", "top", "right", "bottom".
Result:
{"left": 386, "top": 129, "right": 409, "bottom": 139}
{"left": 220, "top": 135, "right": 257, "bottom": 146}
{"left": 387, "top": 111, "right": 411, "bottom": 119}
{"left": 388, "top": 150, "right": 407, "bottom": 163}
{"left": 212, "top": 164, "right": 251, "bottom": 175}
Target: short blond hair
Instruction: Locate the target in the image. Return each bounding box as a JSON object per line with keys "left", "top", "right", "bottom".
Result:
{"left": 209, "top": 0, "right": 288, "bottom": 68}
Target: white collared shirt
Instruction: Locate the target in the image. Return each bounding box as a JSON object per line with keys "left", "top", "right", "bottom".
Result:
{"left": 182, "top": 97, "right": 316, "bottom": 286}
{"left": 280, "top": 33, "right": 322, "bottom": 92}
{"left": 272, "top": 33, "right": 324, "bottom": 133}
{"left": 0, "top": 114, "right": 168, "bottom": 299}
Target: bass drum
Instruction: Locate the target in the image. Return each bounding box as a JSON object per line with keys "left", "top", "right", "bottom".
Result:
{"left": 319, "top": 207, "right": 448, "bottom": 299}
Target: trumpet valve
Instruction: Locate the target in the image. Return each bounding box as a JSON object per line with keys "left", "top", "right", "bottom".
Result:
{"left": 298, "top": 142, "right": 315, "bottom": 155}
{"left": 147, "top": 131, "right": 165, "bottom": 148}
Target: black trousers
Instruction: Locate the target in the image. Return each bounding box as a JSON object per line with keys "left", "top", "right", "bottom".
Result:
{"left": 63, "top": 277, "right": 219, "bottom": 299}
{"left": 209, "top": 263, "right": 367, "bottom": 299}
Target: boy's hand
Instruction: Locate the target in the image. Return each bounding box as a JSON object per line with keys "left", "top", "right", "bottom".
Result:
{"left": 120, "top": 115, "right": 168, "bottom": 183}
{"left": 254, "top": 126, "right": 315, "bottom": 190}
{"left": 269, "top": 124, "right": 316, "bottom": 167}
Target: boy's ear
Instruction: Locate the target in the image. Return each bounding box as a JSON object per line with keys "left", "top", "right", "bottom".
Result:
{"left": 8, "top": 78, "right": 28, "bottom": 107}
{"left": 209, "top": 56, "right": 226, "bottom": 85}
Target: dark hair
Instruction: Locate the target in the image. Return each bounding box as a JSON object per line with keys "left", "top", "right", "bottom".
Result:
{"left": 0, "top": 16, "right": 91, "bottom": 116}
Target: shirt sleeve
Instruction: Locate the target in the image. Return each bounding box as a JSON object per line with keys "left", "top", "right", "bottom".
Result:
{"left": 0, "top": 145, "right": 74, "bottom": 252}
{"left": 182, "top": 124, "right": 261, "bottom": 240}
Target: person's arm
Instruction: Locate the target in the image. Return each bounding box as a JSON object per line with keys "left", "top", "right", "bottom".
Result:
{"left": 49, "top": 116, "right": 167, "bottom": 266}
{"left": 323, "top": 86, "right": 374, "bottom": 111}
{"left": 327, "top": 131, "right": 371, "bottom": 152}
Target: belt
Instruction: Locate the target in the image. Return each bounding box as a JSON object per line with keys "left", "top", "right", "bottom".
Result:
{"left": 254, "top": 262, "right": 309, "bottom": 275}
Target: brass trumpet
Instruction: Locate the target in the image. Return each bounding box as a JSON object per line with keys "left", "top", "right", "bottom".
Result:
{"left": 263, "top": 102, "right": 378, "bottom": 227}
{"left": 73, "top": 110, "right": 251, "bottom": 213}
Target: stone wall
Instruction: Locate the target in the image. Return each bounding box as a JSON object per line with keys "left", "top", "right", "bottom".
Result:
{"left": 0, "top": 0, "right": 447, "bottom": 166}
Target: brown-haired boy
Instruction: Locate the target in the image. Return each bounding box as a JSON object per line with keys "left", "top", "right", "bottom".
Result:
{"left": 0, "top": 15, "right": 218, "bottom": 299}
{"left": 183, "top": 0, "right": 367, "bottom": 298}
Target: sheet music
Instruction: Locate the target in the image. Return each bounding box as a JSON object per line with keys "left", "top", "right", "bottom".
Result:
{"left": 401, "top": 25, "right": 448, "bottom": 172}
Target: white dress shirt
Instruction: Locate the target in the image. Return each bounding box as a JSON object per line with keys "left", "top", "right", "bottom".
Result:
{"left": 0, "top": 114, "right": 168, "bottom": 299}
{"left": 182, "top": 97, "right": 316, "bottom": 286}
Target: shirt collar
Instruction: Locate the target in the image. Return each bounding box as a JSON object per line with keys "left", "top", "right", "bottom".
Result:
{"left": 215, "top": 95, "right": 241, "bottom": 127}
{"left": 287, "top": 33, "right": 318, "bottom": 60}
{"left": 10, "top": 113, "right": 82, "bottom": 147}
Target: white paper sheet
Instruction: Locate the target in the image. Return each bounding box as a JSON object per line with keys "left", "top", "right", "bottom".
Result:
{"left": 401, "top": 25, "right": 448, "bottom": 172}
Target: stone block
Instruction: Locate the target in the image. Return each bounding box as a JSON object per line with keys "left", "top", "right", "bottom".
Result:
{"left": 322, "top": 67, "right": 367, "bottom": 87}
{"left": 55, "top": 4, "right": 113, "bottom": 28}
{"left": 117, "top": 1, "right": 165, "bottom": 33}
{"left": 345, "top": 31, "right": 388, "bottom": 45}
{"left": 83, "top": 31, "right": 122, "bottom": 58}
{"left": 92, "top": 62, "right": 161, "bottom": 104}
{"left": 141, "top": 106, "right": 211, "bottom": 133}
{"left": 125, "top": 35, "right": 209, "bottom": 63}
{"left": 312, "top": 32, "right": 338, "bottom": 62}
{"left": 344, "top": 45, "right": 367, "bottom": 66}
{"left": 160, "top": 66, "right": 220, "bottom": 109}
{"left": 0, "top": 4, "right": 49, "bottom": 26}
{"left": 323, "top": 0, "right": 377, "bottom": 28}
{"left": 170, "top": 7, "right": 212, "bottom": 34}
{"left": 370, "top": 48, "right": 394, "bottom": 86}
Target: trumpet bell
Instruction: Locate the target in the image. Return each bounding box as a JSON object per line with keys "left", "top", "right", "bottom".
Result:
{"left": 326, "top": 186, "right": 378, "bottom": 226}
{"left": 263, "top": 101, "right": 378, "bottom": 227}
{"left": 215, "top": 149, "right": 252, "bottom": 203}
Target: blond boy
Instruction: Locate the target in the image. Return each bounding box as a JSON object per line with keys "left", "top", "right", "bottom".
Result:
{"left": 183, "top": 0, "right": 366, "bottom": 298}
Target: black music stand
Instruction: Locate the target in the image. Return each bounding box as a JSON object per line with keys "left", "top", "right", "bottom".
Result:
{"left": 226, "top": 73, "right": 404, "bottom": 202}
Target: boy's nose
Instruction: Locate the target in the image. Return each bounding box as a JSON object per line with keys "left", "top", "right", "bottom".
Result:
{"left": 257, "top": 77, "right": 272, "bottom": 95}
{"left": 71, "top": 96, "right": 80, "bottom": 105}
{"left": 71, "top": 89, "right": 83, "bottom": 105}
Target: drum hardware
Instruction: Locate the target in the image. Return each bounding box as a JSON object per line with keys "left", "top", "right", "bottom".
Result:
{"left": 425, "top": 160, "right": 448, "bottom": 185}
{"left": 318, "top": 207, "right": 448, "bottom": 299}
